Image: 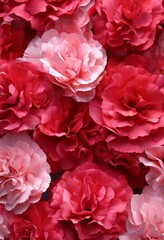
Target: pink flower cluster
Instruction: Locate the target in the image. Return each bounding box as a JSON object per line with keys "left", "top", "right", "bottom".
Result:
{"left": 0, "top": 0, "right": 164, "bottom": 239}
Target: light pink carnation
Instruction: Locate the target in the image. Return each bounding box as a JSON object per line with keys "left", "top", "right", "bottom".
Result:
{"left": 0, "top": 132, "right": 51, "bottom": 214}
{"left": 119, "top": 186, "right": 164, "bottom": 240}
{"left": 22, "top": 23, "right": 107, "bottom": 102}
{"left": 139, "top": 146, "right": 164, "bottom": 190}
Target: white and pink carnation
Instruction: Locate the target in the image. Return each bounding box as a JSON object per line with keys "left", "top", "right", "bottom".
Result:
{"left": 119, "top": 186, "right": 164, "bottom": 240}
{"left": 0, "top": 132, "right": 51, "bottom": 214}
{"left": 22, "top": 22, "right": 107, "bottom": 102}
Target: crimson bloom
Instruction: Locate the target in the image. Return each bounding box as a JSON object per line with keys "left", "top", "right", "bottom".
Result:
{"left": 90, "top": 64, "right": 164, "bottom": 153}
{"left": 0, "top": 60, "right": 54, "bottom": 133}
{"left": 91, "top": 0, "right": 163, "bottom": 52}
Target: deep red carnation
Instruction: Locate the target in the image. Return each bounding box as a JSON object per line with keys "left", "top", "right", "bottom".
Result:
{"left": 3, "top": 201, "right": 55, "bottom": 239}
{"left": 0, "top": 61, "right": 54, "bottom": 133}
{"left": 34, "top": 101, "right": 94, "bottom": 171}
{"left": 50, "top": 162, "right": 132, "bottom": 239}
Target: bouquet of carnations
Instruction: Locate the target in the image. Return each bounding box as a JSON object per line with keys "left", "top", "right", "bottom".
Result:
{"left": 0, "top": 0, "right": 164, "bottom": 239}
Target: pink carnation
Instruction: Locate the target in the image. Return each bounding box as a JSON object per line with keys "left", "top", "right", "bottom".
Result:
{"left": 91, "top": 0, "right": 163, "bottom": 52}
{"left": 0, "top": 132, "right": 51, "bottom": 214}
{"left": 139, "top": 146, "right": 164, "bottom": 190}
{"left": 22, "top": 23, "right": 107, "bottom": 102}
{"left": 119, "top": 186, "right": 164, "bottom": 240}
{"left": 50, "top": 162, "right": 132, "bottom": 239}
{"left": 90, "top": 64, "right": 164, "bottom": 153}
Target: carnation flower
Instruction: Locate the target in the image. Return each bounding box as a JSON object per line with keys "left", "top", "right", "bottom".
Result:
{"left": 34, "top": 130, "right": 93, "bottom": 172}
{"left": 34, "top": 101, "right": 93, "bottom": 171}
{"left": 139, "top": 145, "right": 164, "bottom": 190}
{"left": 22, "top": 22, "right": 107, "bottom": 102}
{"left": 50, "top": 162, "right": 132, "bottom": 239}
{"left": 90, "top": 64, "right": 164, "bottom": 153}
{"left": 0, "top": 132, "right": 51, "bottom": 214}
{"left": 91, "top": 0, "right": 163, "bottom": 52}
{"left": 0, "top": 60, "right": 54, "bottom": 133}
{"left": 119, "top": 186, "right": 164, "bottom": 240}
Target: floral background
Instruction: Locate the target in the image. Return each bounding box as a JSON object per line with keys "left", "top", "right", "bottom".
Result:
{"left": 0, "top": 0, "right": 164, "bottom": 239}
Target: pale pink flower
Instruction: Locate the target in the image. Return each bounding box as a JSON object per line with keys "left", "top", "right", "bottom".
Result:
{"left": 0, "top": 132, "right": 51, "bottom": 214}
{"left": 139, "top": 146, "right": 164, "bottom": 190}
{"left": 22, "top": 23, "right": 107, "bottom": 102}
{"left": 119, "top": 186, "right": 164, "bottom": 240}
